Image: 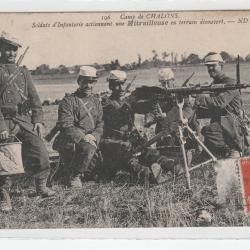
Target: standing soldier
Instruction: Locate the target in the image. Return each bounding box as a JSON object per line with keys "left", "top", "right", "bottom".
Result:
{"left": 195, "top": 52, "right": 243, "bottom": 158}
{"left": 0, "top": 33, "right": 55, "bottom": 212}
{"left": 53, "top": 66, "right": 103, "bottom": 188}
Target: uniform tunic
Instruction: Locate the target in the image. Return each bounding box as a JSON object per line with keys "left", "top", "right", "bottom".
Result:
{"left": 54, "top": 89, "right": 103, "bottom": 174}
{"left": 102, "top": 94, "right": 135, "bottom": 139}
{"left": 154, "top": 96, "right": 194, "bottom": 135}
{"left": 195, "top": 74, "right": 243, "bottom": 155}
{"left": 101, "top": 93, "right": 139, "bottom": 178}
{"left": 0, "top": 64, "right": 50, "bottom": 174}
{"left": 101, "top": 93, "right": 170, "bottom": 183}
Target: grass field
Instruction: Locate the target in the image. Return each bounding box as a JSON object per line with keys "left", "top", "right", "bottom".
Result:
{"left": 1, "top": 65, "right": 250, "bottom": 229}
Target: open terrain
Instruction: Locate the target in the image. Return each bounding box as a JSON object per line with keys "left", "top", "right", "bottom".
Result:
{"left": 1, "top": 64, "right": 250, "bottom": 229}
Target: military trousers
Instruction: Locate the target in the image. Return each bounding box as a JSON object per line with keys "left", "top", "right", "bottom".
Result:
{"left": 201, "top": 122, "right": 237, "bottom": 157}
{"left": 16, "top": 128, "right": 51, "bottom": 174}
{"left": 100, "top": 139, "right": 132, "bottom": 178}
{"left": 71, "top": 140, "right": 97, "bottom": 175}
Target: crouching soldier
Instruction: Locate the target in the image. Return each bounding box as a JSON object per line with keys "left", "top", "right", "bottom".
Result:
{"left": 53, "top": 66, "right": 103, "bottom": 188}
{"left": 143, "top": 68, "right": 198, "bottom": 171}
{"left": 0, "top": 33, "right": 55, "bottom": 212}
{"left": 147, "top": 68, "right": 197, "bottom": 140}
{"left": 100, "top": 70, "right": 165, "bottom": 184}
{"left": 195, "top": 52, "right": 244, "bottom": 159}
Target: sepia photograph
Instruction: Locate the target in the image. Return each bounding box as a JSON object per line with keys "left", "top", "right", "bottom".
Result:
{"left": 0, "top": 10, "right": 250, "bottom": 231}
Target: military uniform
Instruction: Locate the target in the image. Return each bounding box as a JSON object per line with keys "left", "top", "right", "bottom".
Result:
{"left": 154, "top": 97, "right": 195, "bottom": 135}
{"left": 0, "top": 63, "right": 51, "bottom": 173}
{"left": 53, "top": 89, "right": 103, "bottom": 178}
{"left": 144, "top": 67, "right": 197, "bottom": 149}
{"left": 101, "top": 70, "right": 167, "bottom": 184}
{"left": 0, "top": 33, "right": 55, "bottom": 212}
{"left": 101, "top": 69, "right": 151, "bottom": 181}
{"left": 101, "top": 93, "right": 137, "bottom": 178}
{"left": 195, "top": 74, "right": 243, "bottom": 157}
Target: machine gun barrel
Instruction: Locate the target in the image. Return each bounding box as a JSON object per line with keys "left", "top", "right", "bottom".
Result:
{"left": 134, "top": 83, "right": 250, "bottom": 114}
{"left": 165, "top": 83, "right": 250, "bottom": 95}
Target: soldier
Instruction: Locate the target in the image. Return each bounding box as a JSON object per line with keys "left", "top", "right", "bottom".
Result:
{"left": 0, "top": 33, "right": 55, "bottom": 212}
{"left": 195, "top": 52, "right": 243, "bottom": 158}
{"left": 145, "top": 68, "right": 196, "bottom": 148}
{"left": 101, "top": 70, "right": 166, "bottom": 184}
{"left": 144, "top": 68, "right": 175, "bottom": 128}
{"left": 158, "top": 67, "right": 175, "bottom": 88}
{"left": 101, "top": 70, "right": 135, "bottom": 179}
{"left": 53, "top": 66, "right": 103, "bottom": 188}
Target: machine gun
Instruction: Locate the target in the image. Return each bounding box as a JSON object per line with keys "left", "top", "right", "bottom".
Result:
{"left": 135, "top": 83, "right": 250, "bottom": 104}
{"left": 134, "top": 82, "right": 250, "bottom": 189}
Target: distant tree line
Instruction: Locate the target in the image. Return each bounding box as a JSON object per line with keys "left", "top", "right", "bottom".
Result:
{"left": 31, "top": 51, "right": 250, "bottom": 75}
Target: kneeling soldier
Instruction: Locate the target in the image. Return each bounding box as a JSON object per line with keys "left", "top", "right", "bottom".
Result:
{"left": 145, "top": 68, "right": 197, "bottom": 152}
{"left": 101, "top": 70, "right": 165, "bottom": 184}
{"left": 195, "top": 52, "right": 243, "bottom": 158}
{"left": 53, "top": 66, "right": 103, "bottom": 188}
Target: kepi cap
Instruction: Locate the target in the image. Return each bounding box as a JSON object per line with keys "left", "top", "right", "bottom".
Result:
{"left": 108, "top": 70, "right": 127, "bottom": 82}
{"left": 78, "top": 66, "right": 97, "bottom": 78}
{"left": 204, "top": 53, "right": 224, "bottom": 65}
{"left": 0, "top": 32, "right": 21, "bottom": 48}
{"left": 158, "top": 68, "right": 174, "bottom": 81}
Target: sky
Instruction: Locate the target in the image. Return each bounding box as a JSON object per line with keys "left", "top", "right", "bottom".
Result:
{"left": 1, "top": 10, "right": 250, "bottom": 69}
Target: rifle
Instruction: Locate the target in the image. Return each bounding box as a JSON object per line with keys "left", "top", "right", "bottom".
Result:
{"left": 236, "top": 55, "right": 240, "bottom": 85}
{"left": 17, "top": 46, "right": 30, "bottom": 66}
{"left": 182, "top": 72, "right": 194, "bottom": 87}
{"left": 124, "top": 76, "right": 136, "bottom": 94}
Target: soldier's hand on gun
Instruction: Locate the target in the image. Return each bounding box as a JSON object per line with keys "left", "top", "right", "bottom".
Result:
{"left": 84, "top": 134, "right": 97, "bottom": 149}
{"left": 0, "top": 130, "right": 9, "bottom": 140}
{"left": 33, "top": 123, "right": 43, "bottom": 138}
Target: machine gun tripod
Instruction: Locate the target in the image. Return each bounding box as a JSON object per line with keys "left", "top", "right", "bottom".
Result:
{"left": 175, "top": 98, "right": 217, "bottom": 189}
{"left": 134, "top": 96, "right": 217, "bottom": 190}
{"left": 133, "top": 81, "right": 250, "bottom": 189}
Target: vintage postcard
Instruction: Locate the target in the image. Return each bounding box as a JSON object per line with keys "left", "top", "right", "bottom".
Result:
{"left": 0, "top": 10, "right": 250, "bottom": 237}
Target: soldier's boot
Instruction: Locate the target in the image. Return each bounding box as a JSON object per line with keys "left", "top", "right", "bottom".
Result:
{"left": 151, "top": 163, "right": 168, "bottom": 184}
{"left": 0, "top": 177, "right": 12, "bottom": 212}
{"left": 70, "top": 173, "right": 83, "bottom": 189}
{"left": 0, "top": 188, "right": 12, "bottom": 212}
{"left": 35, "top": 171, "right": 56, "bottom": 197}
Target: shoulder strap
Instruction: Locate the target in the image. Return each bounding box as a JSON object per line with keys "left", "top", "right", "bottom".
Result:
{"left": 0, "top": 65, "right": 27, "bottom": 101}
{"left": 78, "top": 97, "right": 95, "bottom": 128}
